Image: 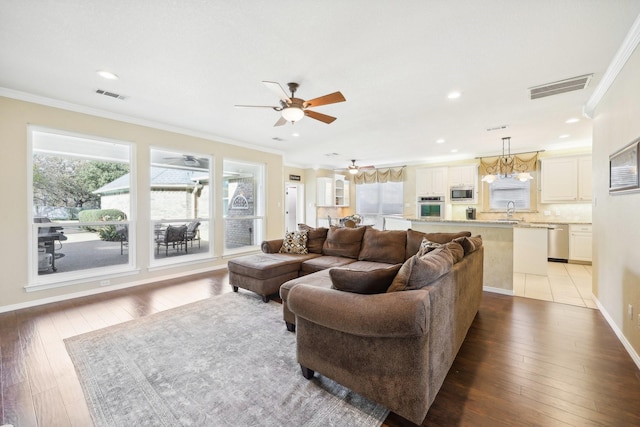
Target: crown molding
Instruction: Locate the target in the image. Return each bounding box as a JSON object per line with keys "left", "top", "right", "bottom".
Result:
{"left": 583, "top": 13, "right": 640, "bottom": 118}
{"left": 0, "top": 87, "right": 284, "bottom": 157}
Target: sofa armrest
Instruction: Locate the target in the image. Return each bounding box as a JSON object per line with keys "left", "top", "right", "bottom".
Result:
{"left": 261, "top": 239, "right": 283, "bottom": 253}
{"left": 288, "top": 284, "right": 430, "bottom": 338}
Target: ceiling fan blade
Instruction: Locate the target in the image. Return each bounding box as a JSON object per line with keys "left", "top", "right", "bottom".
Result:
{"left": 262, "top": 81, "right": 291, "bottom": 103}
{"left": 274, "top": 116, "right": 288, "bottom": 127}
{"left": 304, "top": 91, "right": 346, "bottom": 108}
{"left": 235, "top": 104, "right": 280, "bottom": 109}
{"left": 305, "top": 110, "right": 337, "bottom": 124}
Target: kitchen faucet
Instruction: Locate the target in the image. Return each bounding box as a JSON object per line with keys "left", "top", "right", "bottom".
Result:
{"left": 506, "top": 200, "right": 515, "bottom": 218}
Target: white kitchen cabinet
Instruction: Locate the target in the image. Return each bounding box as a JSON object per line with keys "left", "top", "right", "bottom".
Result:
{"left": 317, "top": 175, "right": 350, "bottom": 207}
{"left": 569, "top": 224, "right": 592, "bottom": 263}
{"left": 578, "top": 156, "right": 592, "bottom": 201}
{"left": 541, "top": 155, "right": 592, "bottom": 202}
{"left": 448, "top": 165, "right": 477, "bottom": 187}
{"left": 416, "top": 167, "right": 447, "bottom": 197}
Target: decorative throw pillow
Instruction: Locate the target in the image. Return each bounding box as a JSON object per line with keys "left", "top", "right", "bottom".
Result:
{"left": 322, "top": 226, "right": 366, "bottom": 259}
{"left": 454, "top": 234, "right": 483, "bottom": 255}
{"left": 444, "top": 240, "right": 464, "bottom": 263}
{"left": 279, "top": 230, "right": 308, "bottom": 254}
{"left": 405, "top": 229, "right": 472, "bottom": 259}
{"left": 416, "top": 237, "right": 441, "bottom": 257}
{"left": 298, "top": 224, "right": 329, "bottom": 254}
{"left": 358, "top": 227, "right": 407, "bottom": 264}
{"left": 330, "top": 264, "right": 402, "bottom": 294}
{"left": 387, "top": 246, "right": 454, "bottom": 292}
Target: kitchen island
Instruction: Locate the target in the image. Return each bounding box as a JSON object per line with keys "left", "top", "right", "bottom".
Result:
{"left": 384, "top": 216, "right": 522, "bottom": 294}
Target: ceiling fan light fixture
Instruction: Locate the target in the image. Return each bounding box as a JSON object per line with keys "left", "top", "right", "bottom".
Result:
{"left": 282, "top": 106, "right": 305, "bottom": 122}
{"left": 348, "top": 159, "right": 359, "bottom": 174}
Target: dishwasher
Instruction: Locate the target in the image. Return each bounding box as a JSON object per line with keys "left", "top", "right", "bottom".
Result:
{"left": 548, "top": 223, "right": 569, "bottom": 262}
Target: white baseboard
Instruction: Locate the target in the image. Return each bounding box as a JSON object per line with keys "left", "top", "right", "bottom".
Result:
{"left": 0, "top": 264, "right": 227, "bottom": 314}
{"left": 483, "top": 286, "right": 514, "bottom": 296}
{"left": 594, "top": 295, "right": 640, "bottom": 371}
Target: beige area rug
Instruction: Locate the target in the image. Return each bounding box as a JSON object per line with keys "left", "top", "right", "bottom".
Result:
{"left": 65, "top": 292, "right": 389, "bottom": 427}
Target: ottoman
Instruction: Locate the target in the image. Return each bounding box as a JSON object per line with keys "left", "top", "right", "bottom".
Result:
{"left": 227, "top": 253, "right": 320, "bottom": 302}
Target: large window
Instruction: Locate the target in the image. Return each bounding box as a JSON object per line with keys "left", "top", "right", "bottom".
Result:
{"left": 488, "top": 174, "right": 532, "bottom": 211}
{"left": 150, "top": 148, "right": 212, "bottom": 264}
{"left": 29, "top": 127, "right": 133, "bottom": 288}
{"left": 356, "top": 181, "right": 403, "bottom": 228}
{"left": 223, "top": 160, "right": 265, "bottom": 254}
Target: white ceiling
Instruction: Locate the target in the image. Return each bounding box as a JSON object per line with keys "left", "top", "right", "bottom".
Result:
{"left": 2, "top": 1, "right": 640, "bottom": 170}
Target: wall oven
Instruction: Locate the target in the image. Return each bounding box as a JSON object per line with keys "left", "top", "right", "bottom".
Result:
{"left": 417, "top": 196, "right": 445, "bottom": 220}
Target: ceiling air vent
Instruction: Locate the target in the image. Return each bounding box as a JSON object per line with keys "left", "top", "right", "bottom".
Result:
{"left": 96, "top": 89, "right": 126, "bottom": 100}
{"left": 528, "top": 74, "right": 592, "bottom": 100}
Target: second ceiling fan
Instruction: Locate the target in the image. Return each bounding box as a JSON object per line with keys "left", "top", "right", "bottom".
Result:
{"left": 235, "top": 81, "right": 346, "bottom": 126}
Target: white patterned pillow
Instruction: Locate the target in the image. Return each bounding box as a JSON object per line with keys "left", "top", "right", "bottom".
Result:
{"left": 279, "top": 230, "right": 308, "bottom": 254}
{"left": 417, "top": 237, "right": 441, "bottom": 257}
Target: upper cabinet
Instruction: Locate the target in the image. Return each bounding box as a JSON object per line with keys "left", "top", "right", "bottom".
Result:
{"left": 416, "top": 167, "right": 447, "bottom": 197}
{"left": 448, "top": 165, "right": 478, "bottom": 187}
{"left": 317, "top": 174, "right": 350, "bottom": 207}
{"left": 541, "top": 155, "right": 592, "bottom": 202}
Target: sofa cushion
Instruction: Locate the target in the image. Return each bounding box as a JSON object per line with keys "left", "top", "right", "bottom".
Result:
{"left": 444, "top": 241, "right": 464, "bottom": 263}
{"left": 298, "top": 224, "right": 329, "bottom": 254}
{"left": 405, "top": 229, "right": 472, "bottom": 259}
{"left": 322, "top": 226, "right": 366, "bottom": 259}
{"left": 454, "top": 235, "right": 483, "bottom": 255}
{"left": 279, "top": 230, "right": 308, "bottom": 254}
{"left": 387, "top": 245, "right": 455, "bottom": 292}
{"left": 330, "top": 264, "right": 402, "bottom": 294}
{"left": 300, "top": 255, "right": 357, "bottom": 275}
{"left": 358, "top": 227, "right": 407, "bottom": 265}
{"left": 280, "top": 269, "right": 333, "bottom": 302}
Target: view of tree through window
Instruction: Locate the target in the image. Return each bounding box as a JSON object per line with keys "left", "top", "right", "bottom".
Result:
{"left": 30, "top": 128, "right": 132, "bottom": 286}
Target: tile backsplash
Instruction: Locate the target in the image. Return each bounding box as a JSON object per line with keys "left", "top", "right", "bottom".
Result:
{"left": 449, "top": 203, "right": 592, "bottom": 223}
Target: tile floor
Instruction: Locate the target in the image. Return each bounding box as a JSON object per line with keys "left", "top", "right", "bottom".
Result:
{"left": 513, "top": 261, "right": 596, "bottom": 308}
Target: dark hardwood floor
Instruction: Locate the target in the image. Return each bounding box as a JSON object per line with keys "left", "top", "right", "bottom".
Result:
{"left": 1, "top": 270, "right": 639, "bottom": 427}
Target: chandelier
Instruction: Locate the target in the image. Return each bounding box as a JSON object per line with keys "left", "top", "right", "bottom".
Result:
{"left": 481, "top": 137, "right": 534, "bottom": 183}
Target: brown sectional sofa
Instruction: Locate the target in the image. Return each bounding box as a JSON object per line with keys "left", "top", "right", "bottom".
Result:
{"left": 227, "top": 225, "right": 484, "bottom": 424}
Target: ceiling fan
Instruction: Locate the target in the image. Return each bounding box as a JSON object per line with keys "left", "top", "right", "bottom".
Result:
{"left": 160, "top": 154, "right": 209, "bottom": 169}
{"left": 346, "top": 159, "right": 374, "bottom": 175}
{"left": 235, "top": 81, "right": 346, "bottom": 126}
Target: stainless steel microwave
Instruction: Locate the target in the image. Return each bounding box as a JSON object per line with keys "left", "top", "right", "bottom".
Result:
{"left": 450, "top": 186, "right": 474, "bottom": 202}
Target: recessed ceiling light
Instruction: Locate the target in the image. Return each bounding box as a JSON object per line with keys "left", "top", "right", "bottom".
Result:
{"left": 97, "top": 70, "right": 119, "bottom": 80}
{"left": 436, "top": 138, "right": 445, "bottom": 144}
{"left": 559, "top": 134, "right": 570, "bottom": 139}
{"left": 447, "top": 91, "right": 461, "bottom": 99}
{"left": 292, "top": 133, "right": 300, "bottom": 137}
{"left": 451, "top": 148, "right": 459, "bottom": 153}
{"left": 565, "top": 118, "right": 579, "bottom": 124}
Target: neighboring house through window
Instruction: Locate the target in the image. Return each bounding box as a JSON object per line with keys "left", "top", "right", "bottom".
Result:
{"left": 223, "top": 159, "right": 265, "bottom": 254}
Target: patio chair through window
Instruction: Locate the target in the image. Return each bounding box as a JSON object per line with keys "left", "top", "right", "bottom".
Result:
{"left": 186, "top": 221, "right": 201, "bottom": 248}
{"left": 156, "top": 224, "right": 188, "bottom": 255}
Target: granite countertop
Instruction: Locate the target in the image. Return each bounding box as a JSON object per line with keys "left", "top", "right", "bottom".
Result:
{"left": 389, "top": 216, "right": 591, "bottom": 226}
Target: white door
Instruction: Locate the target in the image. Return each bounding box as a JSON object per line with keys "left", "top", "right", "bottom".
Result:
{"left": 285, "top": 186, "right": 298, "bottom": 231}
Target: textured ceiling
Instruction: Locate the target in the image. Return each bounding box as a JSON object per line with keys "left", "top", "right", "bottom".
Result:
{"left": 2, "top": 1, "right": 640, "bottom": 170}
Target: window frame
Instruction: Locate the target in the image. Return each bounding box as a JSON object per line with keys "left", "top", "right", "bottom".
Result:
{"left": 222, "top": 159, "right": 265, "bottom": 255}
{"left": 149, "top": 147, "right": 214, "bottom": 268}
{"left": 27, "top": 126, "right": 137, "bottom": 291}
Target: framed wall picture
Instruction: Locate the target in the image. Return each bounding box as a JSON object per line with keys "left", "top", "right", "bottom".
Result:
{"left": 609, "top": 137, "right": 640, "bottom": 194}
